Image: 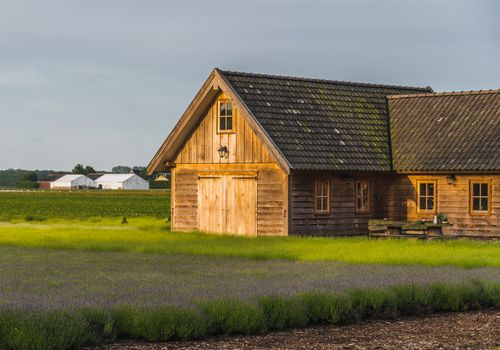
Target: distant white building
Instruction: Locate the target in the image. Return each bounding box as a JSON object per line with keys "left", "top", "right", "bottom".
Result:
{"left": 95, "top": 174, "right": 149, "bottom": 190}
{"left": 50, "top": 174, "right": 96, "bottom": 189}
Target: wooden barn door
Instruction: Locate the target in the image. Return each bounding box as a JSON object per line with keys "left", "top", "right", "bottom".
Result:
{"left": 198, "top": 176, "right": 225, "bottom": 233}
{"left": 198, "top": 174, "right": 257, "bottom": 236}
{"left": 226, "top": 176, "right": 257, "bottom": 236}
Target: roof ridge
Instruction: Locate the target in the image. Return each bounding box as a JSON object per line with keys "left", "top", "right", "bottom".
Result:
{"left": 218, "top": 69, "right": 431, "bottom": 92}
{"left": 387, "top": 89, "right": 500, "bottom": 100}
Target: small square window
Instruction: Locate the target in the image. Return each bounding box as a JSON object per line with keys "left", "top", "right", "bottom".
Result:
{"left": 417, "top": 181, "right": 437, "bottom": 213}
{"left": 470, "top": 181, "right": 490, "bottom": 215}
{"left": 218, "top": 101, "right": 233, "bottom": 132}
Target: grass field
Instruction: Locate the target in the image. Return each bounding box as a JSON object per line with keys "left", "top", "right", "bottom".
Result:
{"left": 0, "top": 218, "right": 499, "bottom": 268}
{"left": 0, "top": 190, "right": 169, "bottom": 220}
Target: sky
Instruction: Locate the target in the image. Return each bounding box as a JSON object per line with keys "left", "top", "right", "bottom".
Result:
{"left": 0, "top": 0, "right": 498, "bottom": 171}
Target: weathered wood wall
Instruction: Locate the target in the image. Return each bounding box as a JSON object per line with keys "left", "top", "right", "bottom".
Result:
{"left": 169, "top": 91, "right": 499, "bottom": 237}
{"left": 172, "top": 164, "right": 287, "bottom": 236}
{"left": 170, "top": 93, "right": 287, "bottom": 236}
{"left": 289, "top": 171, "right": 387, "bottom": 235}
{"left": 175, "top": 93, "right": 273, "bottom": 165}
{"left": 383, "top": 175, "right": 500, "bottom": 236}
{"left": 289, "top": 172, "right": 499, "bottom": 237}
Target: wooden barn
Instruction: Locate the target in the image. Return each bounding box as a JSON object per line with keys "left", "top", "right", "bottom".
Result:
{"left": 148, "top": 69, "right": 499, "bottom": 237}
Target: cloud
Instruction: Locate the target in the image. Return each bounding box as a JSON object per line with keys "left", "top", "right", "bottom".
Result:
{"left": 0, "top": 0, "right": 498, "bottom": 169}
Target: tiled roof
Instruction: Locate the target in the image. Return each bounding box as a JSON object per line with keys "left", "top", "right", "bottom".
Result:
{"left": 388, "top": 90, "right": 500, "bottom": 171}
{"left": 220, "top": 70, "right": 431, "bottom": 171}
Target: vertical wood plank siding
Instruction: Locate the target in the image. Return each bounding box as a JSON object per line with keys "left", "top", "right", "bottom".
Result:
{"left": 175, "top": 93, "right": 272, "bottom": 165}
{"left": 172, "top": 166, "right": 286, "bottom": 236}
{"left": 170, "top": 93, "right": 286, "bottom": 236}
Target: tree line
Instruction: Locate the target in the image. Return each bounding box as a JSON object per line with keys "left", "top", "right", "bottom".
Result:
{"left": 0, "top": 164, "right": 152, "bottom": 189}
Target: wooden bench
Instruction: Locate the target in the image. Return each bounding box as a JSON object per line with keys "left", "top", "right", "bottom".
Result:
{"left": 369, "top": 220, "right": 450, "bottom": 237}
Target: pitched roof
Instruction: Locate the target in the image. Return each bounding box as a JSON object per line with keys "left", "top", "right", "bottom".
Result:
{"left": 38, "top": 173, "right": 67, "bottom": 182}
{"left": 53, "top": 174, "right": 89, "bottom": 182}
{"left": 220, "top": 70, "right": 431, "bottom": 171}
{"left": 388, "top": 90, "right": 500, "bottom": 172}
{"left": 87, "top": 172, "right": 108, "bottom": 180}
{"left": 95, "top": 174, "right": 145, "bottom": 183}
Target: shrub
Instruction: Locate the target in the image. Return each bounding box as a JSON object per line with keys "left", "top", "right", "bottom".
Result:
{"left": 79, "top": 308, "right": 117, "bottom": 344}
{"left": 0, "top": 310, "right": 90, "bottom": 349}
{"left": 347, "top": 288, "right": 399, "bottom": 320}
{"left": 427, "top": 283, "right": 463, "bottom": 312}
{"left": 391, "top": 284, "right": 431, "bottom": 315}
{"left": 0, "top": 280, "right": 497, "bottom": 348}
{"left": 111, "top": 305, "right": 141, "bottom": 338}
{"left": 257, "top": 295, "right": 308, "bottom": 330}
{"left": 299, "top": 291, "right": 353, "bottom": 324}
{"left": 199, "top": 299, "right": 267, "bottom": 335}
{"left": 132, "top": 306, "right": 206, "bottom": 341}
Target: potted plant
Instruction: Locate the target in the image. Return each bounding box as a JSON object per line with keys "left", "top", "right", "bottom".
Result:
{"left": 437, "top": 213, "right": 449, "bottom": 225}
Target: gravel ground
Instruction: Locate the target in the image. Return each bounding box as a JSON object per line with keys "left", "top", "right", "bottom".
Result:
{"left": 0, "top": 246, "right": 499, "bottom": 310}
{"left": 96, "top": 310, "right": 500, "bottom": 350}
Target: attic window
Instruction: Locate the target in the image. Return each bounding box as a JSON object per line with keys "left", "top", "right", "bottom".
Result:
{"left": 218, "top": 101, "right": 233, "bottom": 132}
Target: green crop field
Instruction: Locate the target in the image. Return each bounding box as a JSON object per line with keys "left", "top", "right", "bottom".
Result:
{"left": 0, "top": 218, "right": 499, "bottom": 268}
{"left": 0, "top": 190, "right": 169, "bottom": 220}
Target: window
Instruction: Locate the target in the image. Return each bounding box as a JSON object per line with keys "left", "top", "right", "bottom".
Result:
{"left": 355, "top": 180, "right": 370, "bottom": 213}
{"left": 218, "top": 101, "right": 233, "bottom": 132}
{"left": 417, "top": 180, "right": 436, "bottom": 213}
{"left": 314, "top": 179, "right": 330, "bottom": 214}
{"left": 470, "top": 181, "right": 491, "bottom": 215}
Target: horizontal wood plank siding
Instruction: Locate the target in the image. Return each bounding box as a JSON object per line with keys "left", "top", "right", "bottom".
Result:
{"left": 171, "top": 169, "right": 198, "bottom": 232}
{"left": 257, "top": 169, "right": 286, "bottom": 236}
{"left": 381, "top": 174, "right": 500, "bottom": 236}
{"left": 290, "top": 172, "right": 381, "bottom": 236}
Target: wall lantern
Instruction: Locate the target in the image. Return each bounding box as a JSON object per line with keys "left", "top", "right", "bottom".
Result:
{"left": 341, "top": 173, "right": 351, "bottom": 185}
{"left": 217, "top": 145, "right": 229, "bottom": 159}
{"left": 445, "top": 175, "right": 456, "bottom": 185}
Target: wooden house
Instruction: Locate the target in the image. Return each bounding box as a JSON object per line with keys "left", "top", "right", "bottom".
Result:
{"left": 148, "top": 69, "right": 499, "bottom": 237}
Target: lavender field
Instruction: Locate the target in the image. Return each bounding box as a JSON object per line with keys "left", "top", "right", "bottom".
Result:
{"left": 1, "top": 246, "right": 499, "bottom": 311}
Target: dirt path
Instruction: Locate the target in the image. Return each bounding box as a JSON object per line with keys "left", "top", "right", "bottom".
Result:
{"left": 99, "top": 311, "right": 500, "bottom": 350}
